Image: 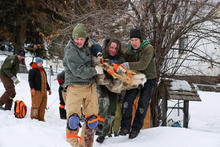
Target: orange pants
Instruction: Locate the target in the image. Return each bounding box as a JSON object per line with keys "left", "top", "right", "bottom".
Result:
{"left": 31, "top": 90, "right": 47, "bottom": 121}
{"left": 66, "top": 83, "right": 98, "bottom": 147}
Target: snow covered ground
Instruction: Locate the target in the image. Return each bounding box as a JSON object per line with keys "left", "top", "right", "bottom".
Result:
{"left": 0, "top": 55, "right": 220, "bottom": 147}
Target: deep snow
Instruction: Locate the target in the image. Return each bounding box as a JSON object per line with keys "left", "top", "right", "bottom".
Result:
{"left": 0, "top": 54, "right": 220, "bottom": 147}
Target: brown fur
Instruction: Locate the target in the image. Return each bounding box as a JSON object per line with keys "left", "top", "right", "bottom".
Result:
{"left": 96, "top": 63, "right": 147, "bottom": 93}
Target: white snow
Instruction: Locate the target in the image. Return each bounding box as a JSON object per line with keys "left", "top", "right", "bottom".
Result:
{"left": 170, "top": 79, "right": 192, "bottom": 91}
{"left": 0, "top": 55, "right": 220, "bottom": 147}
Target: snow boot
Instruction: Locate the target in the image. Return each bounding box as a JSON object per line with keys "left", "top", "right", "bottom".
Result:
{"left": 119, "top": 129, "right": 129, "bottom": 136}
{"left": 129, "top": 130, "right": 140, "bottom": 139}
{"left": 96, "top": 136, "right": 105, "bottom": 143}
{"left": 114, "top": 131, "right": 119, "bottom": 137}
{"left": 0, "top": 106, "right": 5, "bottom": 110}
{"left": 95, "top": 124, "right": 103, "bottom": 135}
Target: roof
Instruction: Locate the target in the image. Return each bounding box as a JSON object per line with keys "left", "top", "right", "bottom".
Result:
{"left": 160, "top": 79, "right": 201, "bottom": 101}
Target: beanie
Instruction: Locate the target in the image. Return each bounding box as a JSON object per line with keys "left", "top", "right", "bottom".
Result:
{"left": 35, "top": 57, "right": 43, "bottom": 64}
{"left": 18, "top": 50, "right": 25, "bottom": 57}
{"left": 130, "top": 29, "right": 142, "bottom": 40}
{"left": 72, "top": 23, "right": 87, "bottom": 39}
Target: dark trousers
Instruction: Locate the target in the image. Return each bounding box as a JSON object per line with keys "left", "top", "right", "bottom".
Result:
{"left": 121, "top": 79, "right": 156, "bottom": 131}
{"left": 59, "top": 86, "right": 65, "bottom": 105}
{"left": 0, "top": 74, "right": 16, "bottom": 110}
{"left": 59, "top": 86, "right": 66, "bottom": 119}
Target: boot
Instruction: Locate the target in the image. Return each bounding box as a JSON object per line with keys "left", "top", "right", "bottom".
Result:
{"left": 59, "top": 107, "right": 66, "bottom": 119}
{"left": 119, "top": 129, "right": 129, "bottom": 136}
{"left": 0, "top": 106, "right": 5, "bottom": 110}
{"left": 114, "top": 131, "right": 119, "bottom": 137}
{"left": 129, "top": 130, "right": 140, "bottom": 139}
{"left": 95, "top": 124, "right": 103, "bottom": 135}
{"left": 96, "top": 136, "right": 105, "bottom": 143}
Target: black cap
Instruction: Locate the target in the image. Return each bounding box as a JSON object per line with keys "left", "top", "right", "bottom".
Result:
{"left": 130, "top": 29, "right": 142, "bottom": 40}
{"left": 18, "top": 50, "right": 25, "bottom": 57}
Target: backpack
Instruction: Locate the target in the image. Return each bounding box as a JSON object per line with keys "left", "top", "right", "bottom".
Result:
{"left": 14, "top": 100, "right": 27, "bottom": 118}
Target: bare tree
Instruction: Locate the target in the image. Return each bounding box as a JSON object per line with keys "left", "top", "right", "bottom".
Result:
{"left": 123, "top": 0, "right": 220, "bottom": 126}
{"left": 125, "top": 0, "right": 220, "bottom": 77}
{"left": 49, "top": 0, "right": 129, "bottom": 59}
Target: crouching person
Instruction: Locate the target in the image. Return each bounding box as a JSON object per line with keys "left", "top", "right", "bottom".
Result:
{"left": 63, "top": 23, "right": 103, "bottom": 147}
{"left": 28, "top": 57, "right": 51, "bottom": 121}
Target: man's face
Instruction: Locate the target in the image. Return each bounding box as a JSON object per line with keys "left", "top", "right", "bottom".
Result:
{"left": 130, "top": 38, "right": 141, "bottom": 50}
{"left": 74, "top": 38, "right": 86, "bottom": 48}
{"left": 108, "top": 42, "right": 118, "bottom": 56}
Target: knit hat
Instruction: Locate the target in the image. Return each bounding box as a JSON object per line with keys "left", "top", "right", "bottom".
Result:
{"left": 18, "top": 50, "right": 25, "bottom": 57}
{"left": 35, "top": 57, "right": 43, "bottom": 64}
{"left": 130, "top": 29, "right": 142, "bottom": 39}
{"left": 72, "top": 23, "right": 87, "bottom": 39}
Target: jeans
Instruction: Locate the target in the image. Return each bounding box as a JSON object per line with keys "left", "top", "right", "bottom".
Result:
{"left": 121, "top": 79, "right": 156, "bottom": 131}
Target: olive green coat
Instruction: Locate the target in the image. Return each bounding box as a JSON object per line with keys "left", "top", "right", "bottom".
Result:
{"left": 0, "top": 55, "right": 19, "bottom": 78}
{"left": 119, "top": 40, "right": 157, "bottom": 80}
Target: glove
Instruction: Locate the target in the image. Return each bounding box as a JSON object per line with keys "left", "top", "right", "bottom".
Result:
{"left": 92, "top": 56, "right": 103, "bottom": 65}
{"left": 97, "top": 52, "right": 103, "bottom": 57}
{"left": 121, "top": 62, "right": 130, "bottom": 69}
{"left": 97, "top": 56, "right": 104, "bottom": 64}
{"left": 31, "top": 89, "right": 36, "bottom": 95}
{"left": 95, "top": 65, "right": 103, "bottom": 75}
{"left": 116, "top": 62, "right": 130, "bottom": 73}
{"left": 11, "top": 76, "right": 20, "bottom": 85}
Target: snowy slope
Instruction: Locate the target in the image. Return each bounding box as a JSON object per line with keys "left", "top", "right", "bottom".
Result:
{"left": 0, "top": 55, "right": 220, "bottom": 147}
{"left": 1, "top": 73, "right": 220, "bottom": 147}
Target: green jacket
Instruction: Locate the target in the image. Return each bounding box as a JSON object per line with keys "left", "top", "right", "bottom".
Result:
{"left": 63, "top": 39, "right": 97, "bottom": 86}
{"left": 119, "top": 40, "right": 157, "bottom": 80}
{"left": 0, "top": 55, "right": 19, "bottom": 78}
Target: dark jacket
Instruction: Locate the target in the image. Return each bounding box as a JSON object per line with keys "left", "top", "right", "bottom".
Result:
{"left": 119, "top": 40, "right": 157, "bottom": 80}
{"left": 28, "top": 63, "right": 50, "bottom": 91}
{"left": 0, "top": 55, "right": 19, "bottom": 78}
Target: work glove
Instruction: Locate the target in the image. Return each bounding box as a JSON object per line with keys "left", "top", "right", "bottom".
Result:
{"left": 96, "top": 52, "right": 104, "bottom": 64}
{"left": 31, "top": 89, "right": 36, "bottom": 96}
{"left": 97, "top": 52, "right": 103, "bottom": 57}
{"left": 11, "top": 76, "right": 20, "bottom": 85}
{"left": 95, "top": 65, "right": 104, "bottom": 75}
{"left": 116, "top": 62, "right": 130, "bottom": 73}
